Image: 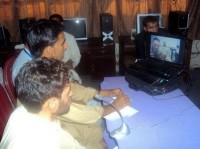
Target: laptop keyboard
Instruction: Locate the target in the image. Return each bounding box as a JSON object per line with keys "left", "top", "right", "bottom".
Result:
{"left": 129, "top": 64, "right": 170, "bottom": 80}
{"left": 142, "top": 61, "right": 169, "bottom": 70}
{"left": 131, "top": 60, "right": 183, "bottom": 79}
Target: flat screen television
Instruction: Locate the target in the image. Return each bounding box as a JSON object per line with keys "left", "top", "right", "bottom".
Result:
{"left": 136, "top": 13, "right": 162, "bottom": 34}
{"left": 63, "top": 18, "right": 87, "bottom": 40}
{"left": 147, "top": 32, "right": 186, "bottom": 66}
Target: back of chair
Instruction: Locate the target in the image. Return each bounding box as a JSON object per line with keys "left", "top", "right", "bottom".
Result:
{"left": 3, "top": 55, "right": 17, "bottom": 107}
{"left": 0, "top": 84, "right": 14, "bottom": 140}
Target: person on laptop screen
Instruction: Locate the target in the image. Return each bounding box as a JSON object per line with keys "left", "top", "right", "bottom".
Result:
{"left": 159, "top": 41, "right": 172, "bottom": 62}
{"left": 150, "top": 37, "right": 160, "bottom": 58}
{"left": 150, "top": 37, "right": 172, "bottom": 62}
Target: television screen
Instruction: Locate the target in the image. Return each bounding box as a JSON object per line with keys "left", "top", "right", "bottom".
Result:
{"left": 63, "top": 18, "right": 87, "bottom": 40}
{"left": 136, "top": 13, "right": 162, "bottom": 34}
{"left": 148, "top": 32, "right": 185, "bottom": 66}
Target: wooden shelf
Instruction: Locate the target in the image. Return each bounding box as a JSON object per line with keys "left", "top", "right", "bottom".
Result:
{"left": 118, "top": 35, "right": 136, "bottom": 75}
{"left": 76, "top": 37, "right": 116, "bottom": 81}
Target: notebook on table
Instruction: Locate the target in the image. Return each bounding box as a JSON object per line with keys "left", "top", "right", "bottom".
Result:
{"left": 125, "top": 32, "right": 186, "bottom": 95}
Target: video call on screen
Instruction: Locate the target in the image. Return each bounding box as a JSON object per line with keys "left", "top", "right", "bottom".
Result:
{"left": 150, "top": 35, "right": 183, "bottom": 64}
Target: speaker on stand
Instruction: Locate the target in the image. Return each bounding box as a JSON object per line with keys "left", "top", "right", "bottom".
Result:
{"left": 0, "top": 26, "right": 10, "bottom": 49}
{"left": 168, "top": 11, "right": 189, "bottom": 37}
{"left": 19, "top": 17, "right": 36, "bottom": 43}
{"left": 100, "top": 13, "right": 114, "bottom": 45}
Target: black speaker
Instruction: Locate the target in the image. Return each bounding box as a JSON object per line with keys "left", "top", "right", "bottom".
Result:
{"left": 19, "top": 17, "right": 36, "bottom": 43}
{"left": 0, "top": 26, "right": 10, "bottom": 49}
{"left": 168, "top": 11, "right": 189, "bottom": 37}
{"left": 100, "top": 13, "right": 113, "bottom": 44}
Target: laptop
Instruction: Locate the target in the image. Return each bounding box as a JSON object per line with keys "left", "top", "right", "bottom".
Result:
{"left": 125, "top": 32, "right": 186, "bottom": 94}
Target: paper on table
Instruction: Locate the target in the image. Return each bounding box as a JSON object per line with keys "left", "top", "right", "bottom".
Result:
{"left": 104, "top": 106, "right": 138, "bottom": 121}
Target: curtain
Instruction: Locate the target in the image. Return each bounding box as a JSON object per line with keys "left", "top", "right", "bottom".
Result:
{"left": 0, "top": 0, "right": 191, "bottom": 42}
{"left": 187, "top": 0, "right": 200, "bottom": 40}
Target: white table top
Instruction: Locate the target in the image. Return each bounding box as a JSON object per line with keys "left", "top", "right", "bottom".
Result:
{"left": 101, "top": 76, "right": 200, "bottom": 149}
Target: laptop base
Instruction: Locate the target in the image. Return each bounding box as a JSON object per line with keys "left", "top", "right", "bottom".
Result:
{"left": 125, "top": 70, "right": 183, "bottom": 96}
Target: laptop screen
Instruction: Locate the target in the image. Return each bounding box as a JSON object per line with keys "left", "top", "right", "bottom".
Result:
{"left": 148, "top": 33, "right": 185, "bottom": 66}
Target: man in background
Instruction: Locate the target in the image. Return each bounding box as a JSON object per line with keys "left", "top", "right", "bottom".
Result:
{"left": 135, "top": 16, "right": 159, "bottom": 61}
{"left": 0, "top": 57, "right": 84, "bottom": 148}
{"left": 122, "top": 16, "right": 159, "bottom": 69}
{"left": 49, "top": 14, "right": 82, "bottom": 84}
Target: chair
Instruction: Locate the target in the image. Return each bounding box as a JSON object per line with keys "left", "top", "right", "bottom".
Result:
{"left": 3, "top": 55, "right": 17, "bottom": 107}
{"left": 0, "top": 84, "right": 14, "bottom": 140}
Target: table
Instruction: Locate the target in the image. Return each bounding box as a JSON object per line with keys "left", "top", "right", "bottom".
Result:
{"left": 101, "top": 76, "right": 200, "bottom": 149}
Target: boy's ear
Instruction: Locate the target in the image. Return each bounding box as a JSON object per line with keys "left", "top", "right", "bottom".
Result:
{"left": 48, "top": 97, "right": 59, "bottom": 112}
{"left": 42, "top": 46, "right": 54, "bottom": 58}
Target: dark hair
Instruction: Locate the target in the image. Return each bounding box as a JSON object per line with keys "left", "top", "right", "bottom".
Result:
{"left": 37, "top": 18, "right": 49, "bottom": 23}
{"left": 49, "top": 14, "right": 64, "bottom": 24}
{"left": 15, "top": 57, "right": 70, "bottom": 113}
{"left": 153, "top": 37, "right": 160, "bottom": 42}
{"left": 26, "top": 20, "right": 64, "bottom": 58}
{"left": 142, "top": 16, "right": 158, "bottom": 27}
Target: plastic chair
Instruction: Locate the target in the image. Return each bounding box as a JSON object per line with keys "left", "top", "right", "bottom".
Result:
{"left": 0, "top": 84, "right": 14, "bottom": 140}
{"left": 3, "top": 55, "right": 17, "bottom": 107}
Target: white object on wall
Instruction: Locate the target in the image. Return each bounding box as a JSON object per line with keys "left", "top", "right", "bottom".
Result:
{"left": 115, "top": 43, "right": 119, "bottom": 72}
{"left": 131, "top": 29, "right": 137, "bottom": 40}
{"left": 190, "top": 40, "right": 200, "bottom": 68}
{"left": 0, "top": 67, "right": 3, "bottom": 85}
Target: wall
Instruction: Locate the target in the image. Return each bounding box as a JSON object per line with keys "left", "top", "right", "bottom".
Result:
{"left": 0, "top": 67, "right": 3, "bottom": 85}
{"left": 190, "top": 40, "right": 200, "bottom": 68}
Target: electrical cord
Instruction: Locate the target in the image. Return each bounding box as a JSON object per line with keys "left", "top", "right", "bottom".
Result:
{"left": 152, "top": 94, "right": 185, "bottom": 100}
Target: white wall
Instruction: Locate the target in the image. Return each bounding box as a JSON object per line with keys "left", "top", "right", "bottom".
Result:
{"left": 115, "top": 43, "right": 119, "bottom": 72}
{"left": 190, "top": 40, "right": 200, "bottom": 68}
{"left": 0, "top": 67, "right": 3, "bottom": 85}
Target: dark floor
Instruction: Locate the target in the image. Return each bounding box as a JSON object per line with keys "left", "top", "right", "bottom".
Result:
{"left": 81, "top": 68, "right": 200, "bottom": 109}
